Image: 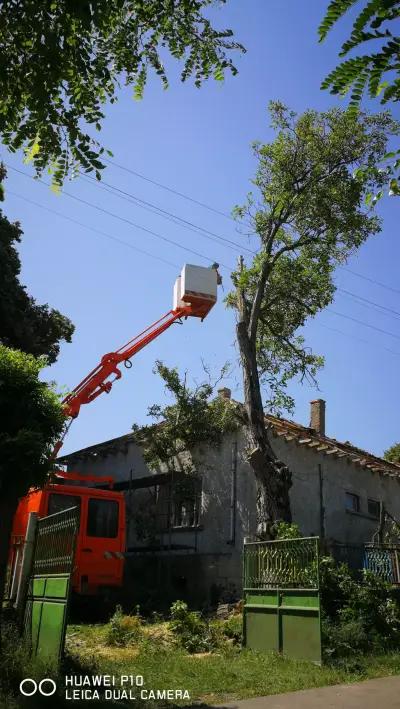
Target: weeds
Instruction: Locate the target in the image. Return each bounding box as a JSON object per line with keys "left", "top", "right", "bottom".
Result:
{"left": 105, "top": 605, "right": 143, "bottom": 647}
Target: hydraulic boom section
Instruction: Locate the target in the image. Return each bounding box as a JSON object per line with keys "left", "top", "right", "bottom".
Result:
{"left": 56, "top": 264, "right": 219, "bottom": 453}
{"left": 62, "top": 307, "right": 191, "bottom": 420}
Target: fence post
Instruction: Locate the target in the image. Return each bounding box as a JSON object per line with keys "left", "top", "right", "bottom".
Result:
{"left": 15, "top": 512, "right": 38, "bottom": 616}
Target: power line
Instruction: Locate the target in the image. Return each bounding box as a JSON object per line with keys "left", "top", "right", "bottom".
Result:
{"left": 7, "top": 190, "right": 180, "bottom": 270}
{"left": 317, "top": 322, "right": 400, "bottom": 357}
{"left": 82, "top": 173, "right": 257, "bottom": 256}
{"left": 341, "top": 267, "right": 400, "bottom": 296}
{"left": 101, "top": 157, "right": 400, "bottom": 297}
{"left": 8, "top": 164, "right": 400, "bottom": 342}
{"left": 6, "top": 164, "right": 234, "bottom": 272}
{"left": 327, "top": 308, "right": 400, "bottom": 341}
{"left": 337, "top": 287, "right": 400, "bottom": 320}
{"left": 104, "top": 156, "right": 241, "bottom": 224}
{"left": 84, "top": 174, "right": 400, "bottom": 310}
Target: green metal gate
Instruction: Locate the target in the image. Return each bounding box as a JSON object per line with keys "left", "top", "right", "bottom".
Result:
{"left": 243, "top": 537, "right": 321, "bottom": 663}
{"left": 24, "top": 506, "right": 79, "bottom": 664}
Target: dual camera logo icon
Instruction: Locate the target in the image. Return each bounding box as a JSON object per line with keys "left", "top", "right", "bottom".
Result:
{"left": 19, "top": 678, "right": 57, "bottom": 697}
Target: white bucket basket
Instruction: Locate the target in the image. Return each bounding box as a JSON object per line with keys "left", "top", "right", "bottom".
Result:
{"left": 173, "top": 264, "right": 218, "bottom": 318}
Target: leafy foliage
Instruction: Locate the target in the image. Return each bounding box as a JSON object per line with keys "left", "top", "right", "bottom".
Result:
{"left": 229, "top": 102, "right": 394, "bottom": 415}
{"left": 169, "top": 600, "right": 218, "bottom": 653}
{"left": 319, "top": 1, "right": 400, "bottom": 197}
{"left": 105, "top": 606, "right": 143, "bottom": 647}
{"left": 320, "top": 556, "right": 400, "bottom": 658}
{"left": 384, "top": 442, "right": 400, "bottom": 463}
{"left": 132, "top": 360, "right": 240, "bottom": 472}
{"left": 220, "top": 613, "right": 243, "bottom": 644}
{"left": 0, "top": 166, "right": 74, "bottom": 363}
{"left": 0, "top": 346, "right": 66, "bottom": 498}
{"left": 0, "top": 1, "right": 244, "bottom": 185}
{"left": 274, "top": 521, "right": 301, "bottom": 539}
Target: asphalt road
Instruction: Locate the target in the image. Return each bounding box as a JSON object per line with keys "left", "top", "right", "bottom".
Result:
{"left": 215, "top": 675, "right": 400, "bottom": 709}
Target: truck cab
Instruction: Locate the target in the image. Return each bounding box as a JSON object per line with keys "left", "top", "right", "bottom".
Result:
{"left": 11, "top": 474, "right": 125, "bottom": 596}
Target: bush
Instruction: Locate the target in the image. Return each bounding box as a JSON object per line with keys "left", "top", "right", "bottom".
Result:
{"left": 169, "top": 601, "right": 217, "bottom": 653}
{"left": 322, "top": 616, "right": 369, "bottom": 658}
{"left": 320, "top": 556, "right": 400, "bottom": 659}
{"left": 221, "top": 614, "right": 243, "bottom": 644}
{"left": 105, "top": 606, "right": 143, "bottom": 647}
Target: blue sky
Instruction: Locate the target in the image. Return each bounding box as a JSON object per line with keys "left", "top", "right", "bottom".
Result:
{"left": 3, "top": 0, "right": 400, "bottom": 457}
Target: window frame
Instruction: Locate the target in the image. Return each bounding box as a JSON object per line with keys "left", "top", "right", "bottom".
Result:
{"left": 367, "top": 498, "right": 380, "bottom": 519}
{"left": 47, "top": 492, "right": 81, "bottom": 516}
{"left": 86, "top": 497, "right": 119, "bottom": 539}
{"left": 345, "top": 491, "right": 360, "bottom": 514}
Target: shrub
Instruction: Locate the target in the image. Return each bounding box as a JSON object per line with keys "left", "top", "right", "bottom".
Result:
{"left": 169, "top": 601, "right": 216, "bottom": 653}
{"left": 322, "top": 616, "right": 369, "bottom": 658}
{"left": 105, "top": 606, "right": 143, "bottom": 647}
{"left": 320, "top": 557, "right": 400, "bottom": 659}
{"left": 222, "top": 614, "right": 243, "bottom": 644}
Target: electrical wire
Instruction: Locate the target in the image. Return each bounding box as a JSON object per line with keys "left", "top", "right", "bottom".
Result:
{"left": 82, "top": 174, "right": 257, "bottom": 255}
{"left": 6, "top": 165, "right": 400, "bottom": 344}
{"left": 337, "top": 287, "right": 400, "bottom": 320}
{"left": 7, "top": 190, "right": 180, "bottom": 270}
{"left": 5, "top": 164, "right": 234, "bottom": 271}
{"left": 104, "top": 156, "right": 241, "bottom": 224}
{"left": 317, "top": 322, "right": 400, "bottom": 357}
{"left": 327, "top": 308, "right": 400, "bottom": 341}
{"left": 341, "top": 267, "right": 400, "bottom": 296}
{"left": 103, "top": 157, "right": 400, "bottom": 297}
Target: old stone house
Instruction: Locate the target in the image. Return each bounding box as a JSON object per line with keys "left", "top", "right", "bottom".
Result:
{"left": 59, "top": 392, "right": 400, "bottom": 605}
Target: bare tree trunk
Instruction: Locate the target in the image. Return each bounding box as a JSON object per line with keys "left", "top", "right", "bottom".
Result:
{"left": 235, "top": 260, "right": 292, "bottom": 537}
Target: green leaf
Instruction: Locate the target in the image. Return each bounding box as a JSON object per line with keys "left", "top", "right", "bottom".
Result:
{"left": 23, "top": 136, "right": 41, "bottom": 165}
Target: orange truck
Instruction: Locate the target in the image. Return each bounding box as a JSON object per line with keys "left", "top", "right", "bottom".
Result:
{"left": 8, "top": 265, "right": 219, "bottom": 597}
{"left": 11, "top": 473, "right": 126, "bottom": 596}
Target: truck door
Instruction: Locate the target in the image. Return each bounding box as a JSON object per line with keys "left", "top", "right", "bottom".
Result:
{"left": 80, "top": 496, "right": 124, "bottom": 594}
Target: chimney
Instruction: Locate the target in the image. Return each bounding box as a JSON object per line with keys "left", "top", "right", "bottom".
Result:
{"left": 310, "top": 399, "right": 326, "bottom": 436}
{"left": 218, "top": 387, "right": 231, "bottom": 400}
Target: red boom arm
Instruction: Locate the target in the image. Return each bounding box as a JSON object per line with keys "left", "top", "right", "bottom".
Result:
{"left": 62, "top": 306, "right": 192, "bottom": 421}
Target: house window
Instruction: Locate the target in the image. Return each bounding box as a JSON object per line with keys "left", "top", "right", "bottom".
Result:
{"left": 368, "top": 499, "right": 380, "bottom": 519}
{"left": 171, "top": 476, "right": 201, "bottom": 528}
{"left": 345, "top": 492, "right": 360, "bottom": 513}
{"left": 173, "top": 499, "right": 197, "bottom": 528}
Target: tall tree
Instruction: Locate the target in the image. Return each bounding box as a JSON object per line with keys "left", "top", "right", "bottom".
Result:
{"left": 0, "top": 166, "right": 74, "bottom": 362}
{"left": 0, "top": 0, "right": 244, "bottom": 185}
{"left": 228, "top": 102, "right": 396, "bottom": 535}
{"left": 319, "top": 0, "right": 400, "bottom": 197}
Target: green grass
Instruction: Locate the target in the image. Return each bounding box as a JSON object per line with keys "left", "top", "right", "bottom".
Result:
{"left": 3, "top": 618, "right": 400, "bottom": 708}
{"left": 64, "top": 622, "right": 400, "bottom": 706}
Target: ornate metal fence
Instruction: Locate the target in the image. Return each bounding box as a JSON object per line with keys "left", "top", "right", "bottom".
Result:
{"left": 243, "top": 537, "right": 321, "bottom": 663}
{"left": 24, "top": 506, "right": 79, "bottom": 665}
{"left": 364, "top": 544, "right": 400, "bottom": 584}
{"left": 244, "top": 537, "right": 319, "bottom": 589}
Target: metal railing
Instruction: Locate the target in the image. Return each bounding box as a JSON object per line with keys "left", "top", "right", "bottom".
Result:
{"left": 243, "top": 537, "right": 319, "bottom": 589}
{"left": 364, "top": 544, "right": 400, "bottom": 584}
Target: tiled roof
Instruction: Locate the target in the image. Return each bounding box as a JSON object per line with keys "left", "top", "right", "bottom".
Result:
{"left": 59, "top": 402, "right": 400, "bottom": 480}
{"left": 267, "top": 414, "right": 400, "bottom": 479}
